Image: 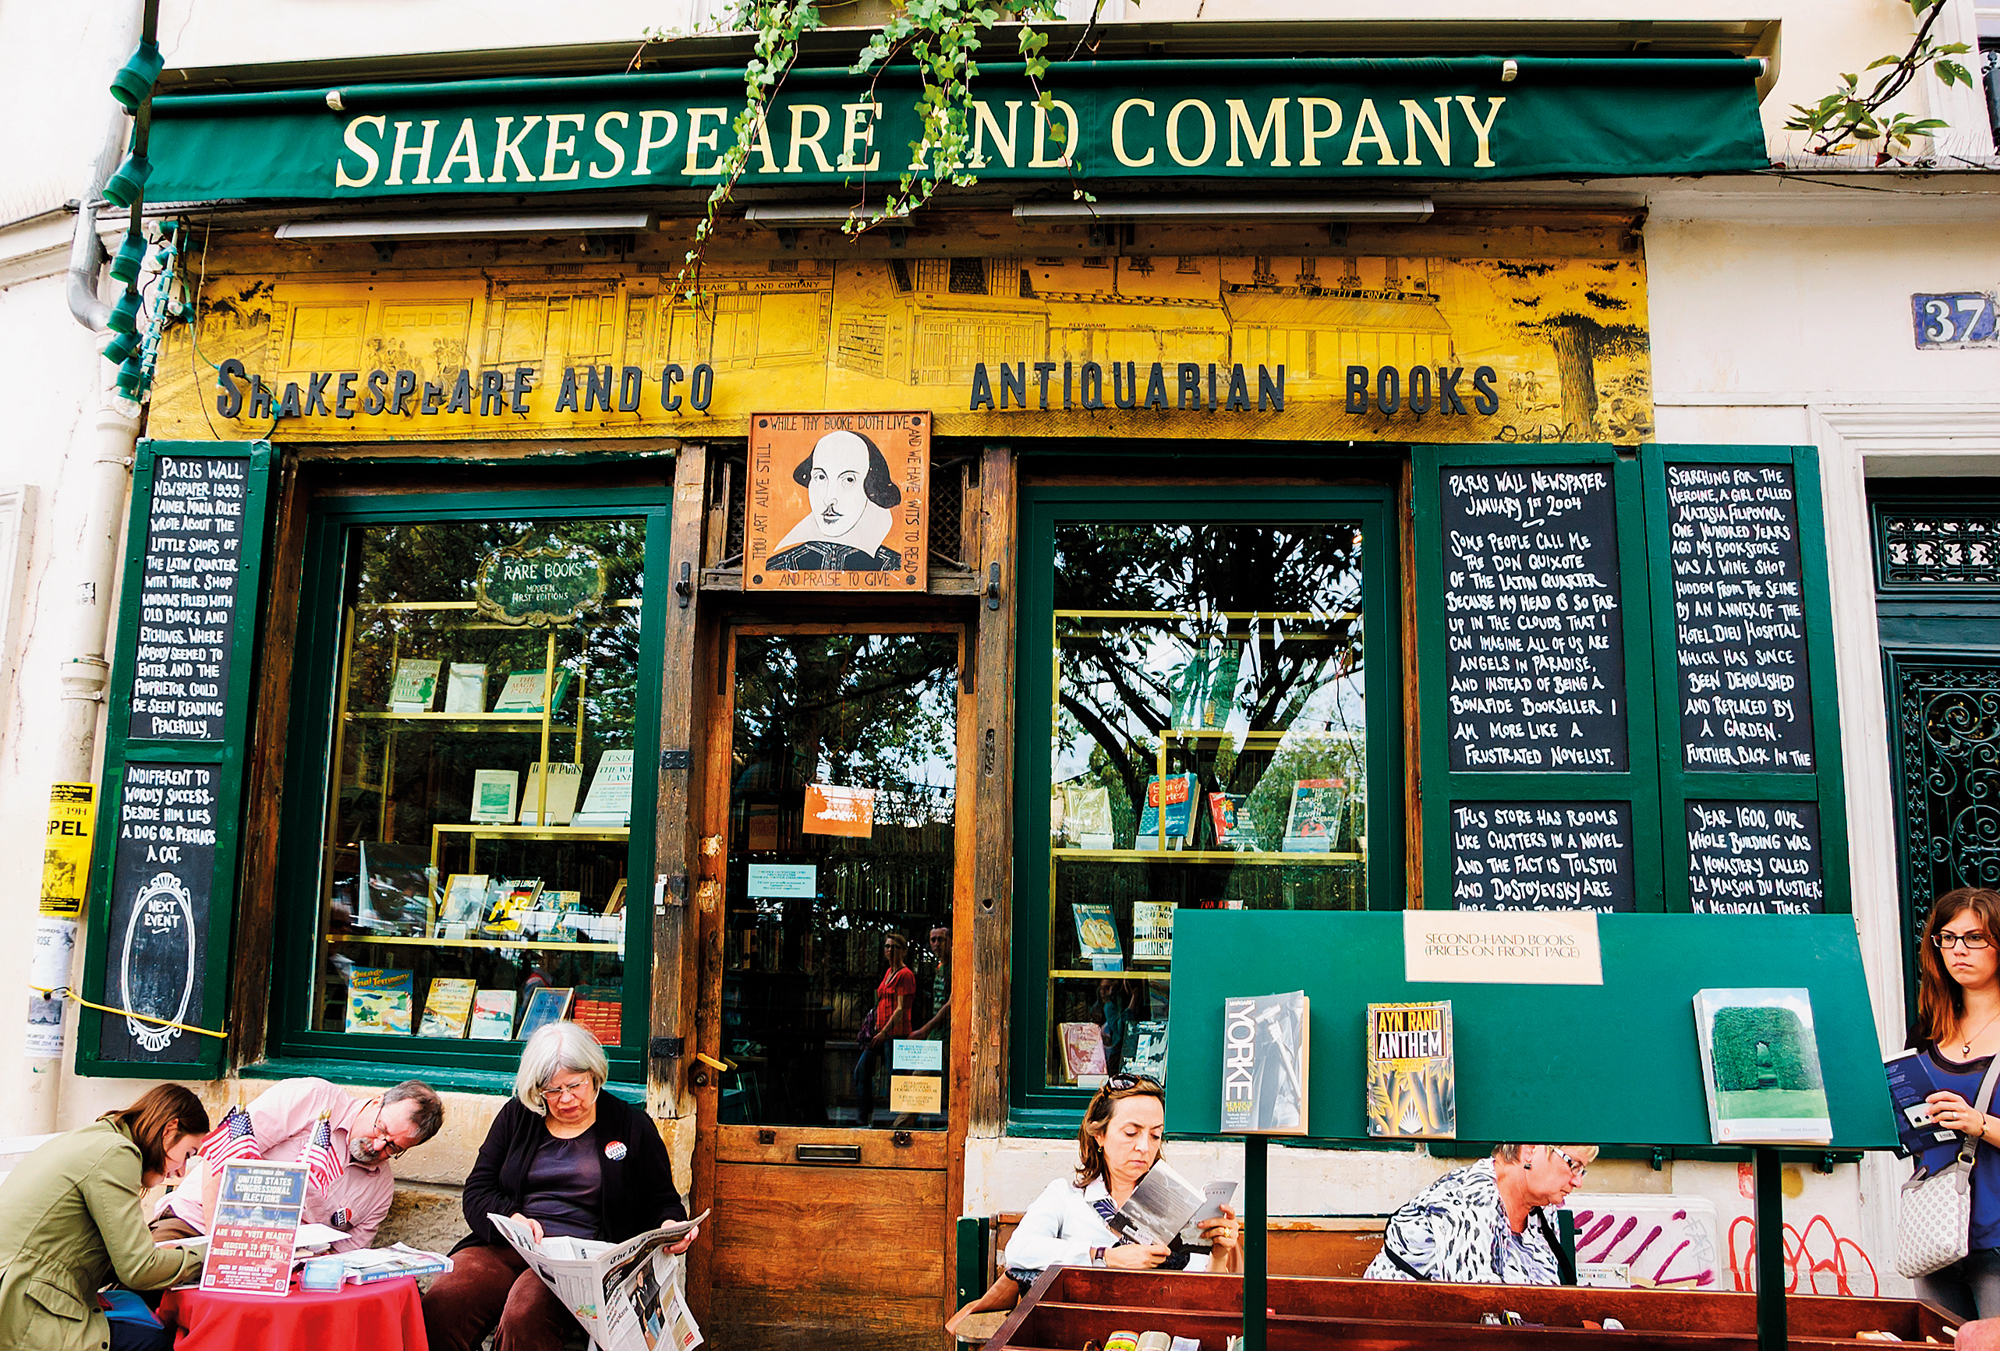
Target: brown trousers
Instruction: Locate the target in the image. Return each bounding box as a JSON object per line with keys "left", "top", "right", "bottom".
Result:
{"left": 421, "top": 1242, "right": 572, "bottom": 1351}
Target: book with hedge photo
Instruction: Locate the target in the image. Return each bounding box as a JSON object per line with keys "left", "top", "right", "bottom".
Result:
{"left": 1693, "top": 987, "right": 1832, "bottom": 1145}
{"left": 1366, "top": 1000, "right": 1456, "bottom": 1139}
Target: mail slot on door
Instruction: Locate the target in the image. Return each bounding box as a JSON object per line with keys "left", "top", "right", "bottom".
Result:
{"left": 796, "top": 1143, "right": 862, "bottom": 1164}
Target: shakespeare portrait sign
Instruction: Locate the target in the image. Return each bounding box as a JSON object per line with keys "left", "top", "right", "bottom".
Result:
{"left": 746, "top": 412, "right": 930, "bottom": 592}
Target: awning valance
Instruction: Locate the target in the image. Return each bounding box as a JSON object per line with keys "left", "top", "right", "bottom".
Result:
{"left": 143, "top": 56, "right": 1768, "bottom": 203}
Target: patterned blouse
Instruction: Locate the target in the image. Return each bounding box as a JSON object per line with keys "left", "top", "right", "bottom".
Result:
{"left": 1363, "top": 1158, "right": 1563, "bottom": 1285}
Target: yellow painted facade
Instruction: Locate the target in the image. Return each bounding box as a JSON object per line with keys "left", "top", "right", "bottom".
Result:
{"left": 150, "top": 251, "right": 1652, "bottom": 444}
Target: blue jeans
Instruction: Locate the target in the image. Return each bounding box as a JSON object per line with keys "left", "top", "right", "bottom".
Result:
{"left": 853, "top": 1040, "right": 886, "bottom": 1127}
{"left": 1918, "top": 1247, "right": 2000, "bottom": 1320}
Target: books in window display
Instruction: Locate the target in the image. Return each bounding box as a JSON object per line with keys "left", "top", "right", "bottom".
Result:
{"left": 1692, "top": 987, "right": 1832, "bottom": 1145}
{"left": 1135, "top": 773, "right": 1199, "bottom": 850}
{"left": 573, "top": 987, "right": 622, "bottom": 1046}
{"left": 483, "top": 879, "right": 543, "bottom": 935}
{"left": 346, "top": 967, "right": 414, "bottom": 1035}
{"left": 1281, "top": 778, "right": 1349, "bottom": 853}
{"left": 1071, "top": 903, "right": 1123, "bottom": 971}
{"left": 573, "top": 750, "right": 635, "bottom": 828}
{"left": 492, "top": 667, "right": 574, "bottom": 715}
{"left": 1127, "top": 1019, "right": 1170, "bottom": 1086}
{"left": 388, "top": 658, "right": 441, "bottom": 713}
{"left": 443, "top": 662, "right": 487, "bottom": 713}
{"left": 1220, "top": 990, "right": 1310, "bottom": 1135}
{"left": 418, "top": 977, "right": 478, "bottom": 1038}
{"left": 1051, "top": 781, "right": 1114, "bottom": 849}
{"left": 518, "top": 986, "right": 575, "bottom": 1041}
{"left": 1060, "top": 1021, "right": 1108, "bottom": 1084}
{"left": 439, "top": 873, "right": 489, "bottom": 933}
{"left": 469, "top": 989, "right": 518, "bottom": 1040}
{"left": 1366, "top": 1000, "right": 1455, "bottom": 1139}
{"left": 1131, "top": 901, "right": 1175, "bottom": 964}
{"left": 520, "top": 760, "right": 584, "bottom": 826}
{"left": 356, "top": 840, "right": 433, "bottom": 935}
{"left": 470, "top": 770, "right": 520, "bottom": 825}
{"left": 1207, "top": 792, "right": 1255, "bottom": 851}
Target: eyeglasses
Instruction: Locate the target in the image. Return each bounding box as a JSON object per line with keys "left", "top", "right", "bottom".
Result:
{"left": 1104, "top": 1074, "right": 1161, "bottom": 1092}
{"left": 1934, "top": 931, "right": 1995, "bottom": 950}
{"left": 1549, "top": 1146, "right": 1590, "bottom": 1178}
{"left": 543, "top": 1077, "right": 596, "bottom": 1103}
{"left": 363, "top": 1102, "right": 412, "bottom": 1160}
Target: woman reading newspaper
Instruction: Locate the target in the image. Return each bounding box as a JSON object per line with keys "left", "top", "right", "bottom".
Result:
{"left": 945, "top": 1075, "right": 1241, "bottom": 1338}
{"left": 424, "top": 1023, "right": 697, "bottom": 1351}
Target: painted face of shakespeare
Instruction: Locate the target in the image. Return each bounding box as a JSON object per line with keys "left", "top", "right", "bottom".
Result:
{"left": 806, "top": 432, "right": 872, "bottom": 540}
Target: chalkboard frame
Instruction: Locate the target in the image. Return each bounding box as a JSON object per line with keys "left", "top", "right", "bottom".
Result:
{"left": 1413, "top": 445, "right": 1665, "bottom": 911}
{"left": 1645, "top": 444, "right": 1849, "bottom": 915}
{"left": 76, "top": 440, "right": 275, "bottom": 1078}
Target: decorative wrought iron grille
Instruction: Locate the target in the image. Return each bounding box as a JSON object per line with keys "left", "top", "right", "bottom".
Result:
{"left": 1892, "top": 658, "right": 2000, "bottom": 946}
{"left": 1876, "top": 508, "right": 2000, "bottom": 588}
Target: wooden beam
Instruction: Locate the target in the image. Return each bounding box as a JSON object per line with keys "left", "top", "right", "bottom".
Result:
{"left": 1400, "top": 455, "right": 1422, "bottom": 910}
{"left": 967, "top": 443, "right": 1017, "bottom": 1135}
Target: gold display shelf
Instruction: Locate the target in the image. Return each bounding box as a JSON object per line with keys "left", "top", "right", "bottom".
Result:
{"left": 431, "top": 822, "right": 631, "bottom": 872}
{"left": 347, "top": 711, "right": 577, "bottom": 723}
{"left": 1050, "top": 968, "right": 1173, "bottom": 980}
{"left": 1055, "top": 848, "right": 1363, "bottom": 864}
{"left": 327, "top": 933, "right": 622, "bottom": 953}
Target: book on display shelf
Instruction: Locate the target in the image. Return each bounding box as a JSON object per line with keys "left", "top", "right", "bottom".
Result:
{"left": 1052, "top": 782, "right": 1114, "bottom": 850}
{"left": 1220, "top": 990, "right": 1309, "bottom": 1135}
{"left": 345, "top": 968, "right": 414, "bottom": 1036}
{"left": 1135, "top": 773, "right": 1199, "bottom": 850}
{"left": 520, "top": 760, "right": 584, "bottom": 826}
{"left": 1207, "top": 792, "right": 1253, "bottom": 850}
{"left": 439, "top": 873, "right": 490, "bottom": 929}
{"left": 470, "top": 769, "right": 520, "bottom": 825}
{"left": 356, "top": 840, "right": 433, "bottom": 935}
{"left": 483, "top": 878, "right": 544, "bottom": 934}
{"left": 1126, "top": 1019, "right": 1170, "bottom": 1086}
{"left": 573, "top": 990, "right": 622, "bottom": 1046}
{"left": 443, "top": 662, "right": 488, "bottom": 714}
{"left": 1693, "top": 987, "right": 1832, "bottom": 1145}
{"left": 469, "top": 989, "right": 518, "bottom": 1040}
{"left": 417, "top": 977, "right": 477, "bottom": 1038}
{"left": 519, "top": 986, "right": 575, "bottom": 1040}
{"left": 1365, "top": 1000, "right": 1456, "bottom": 1139}
{"left": 1281, "top": 778, "right": 1347, "bottom": 852}
{"left": 388, "top": 659, "right": 441, "bottom": 713}
{"left": 1131, "top": 901, "right": 1176, "bottom": 964}
{"left": 492, "top": 667, "right": 574, "bottom": 715}
{"left": 1071, "top": 903, "right": 1123, "bottom": 971}
{"left": 1060, "top": 1021, "right": 1108, "bottom": 1082}
{"left": 604, "top": 878, "right": 628, "bottom": 914}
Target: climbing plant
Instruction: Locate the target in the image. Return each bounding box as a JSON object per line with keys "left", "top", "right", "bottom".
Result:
{"left": 653, "top": 0, "right": 1082, "bottom": 299}
{"left": 1784, "top": 0, "right": 1972, "bottom": 161}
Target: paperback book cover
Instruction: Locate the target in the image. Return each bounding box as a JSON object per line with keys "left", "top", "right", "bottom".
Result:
{"left": 1170, "top": 639, "right": 1242, "bottom": 731}
{"left": 417, "top": 977, "right": 477, "bottom": 1038}
{"left": 469, "top": 769, "right": 520, "bottom": 825}
{"left": 443, "top": 662, "right": 488, "bottom": 714}
{"left": 1885, "top": 1049, "right": 1965, "bottom": 1174}
{"left": 1366, "top": 1001, "right": 1456, "bottom": 1139}
{"left": 388, "top": 659, "right": 441, "bottom": 713}
{"left": 518, "top": 986, "right": 575, "bottom": 1040}
{"left": 356, "top": 840, "right": 433, "bottom": 935}
{"left": 469, "top": 989, "right": 518, "bottom": 1041}
{"left": 483, "top": 879, "right": 543, "bottom": 934}
{"left": 520, "top": 760, "right": 584, "bottom": 826}
{"left": 439, "top": 873, "right": 490, "bottom": 930}
{"left": 1693, "top": 988, "right": 1832, "bottom": 1145}
{"left": 1051, "top": 782, "right": 1115, "bottom": 849}
{"left": 573, "top": 750, "right": 636, "bottom": 828}
{"left": 1071, "top": 903, "right": 1123, "bottom": 971}
{"left": 1131, "top": 901, "right": 1176, "bottom": 964}
{"left": 1282, "top": 778, "right": 1347, "bottom": 852}
{"left": 1220, "top": 991, "right": 1310, "bottom": 1135}
{"left": 345, "top": 967, "right": 413, "bottom": 1035}
{"left": 1107, "top": 1159, "right": 1238, "bottom": 1249}
{"left": 493, "top": 668, "right": 574, "bottom": 715}
{"left": 1060, "top": 1021, "right": 1108, "bottom": 1082}
{"left": 1127, "top": 1019, "right": 1170, "bottom": 1086}
{"left": 1135, "top": 773, "right": 1199, "bottom": 850}
{"left": 1207, "top": 792, "right": 1253, "bottom": 850}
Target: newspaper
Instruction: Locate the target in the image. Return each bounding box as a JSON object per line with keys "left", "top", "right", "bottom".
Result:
{"left": 490, "top": 1211, "right": 709, "bottom": 1351}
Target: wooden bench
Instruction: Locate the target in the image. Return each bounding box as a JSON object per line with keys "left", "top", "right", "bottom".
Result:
{"left": 990, "top": 1211, "right": 1389, "bottom": 1279}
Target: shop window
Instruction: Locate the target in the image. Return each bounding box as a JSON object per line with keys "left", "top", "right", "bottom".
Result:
{"left": 1013, "top": 485, "right": 1401, "bottom": 1114}
{"left": 274, "top": 491, "right": 667, "bottom": 1083}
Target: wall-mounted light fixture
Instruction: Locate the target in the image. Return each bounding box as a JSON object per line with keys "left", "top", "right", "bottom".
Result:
{"left": 102, "top": 154, "right": 152, "bottom": 209}
{"left": 742, "top": 204, "right": 878, "bottom": 229}
{"left": 1012, "top": 197, "right": 1434, "bottom": 225}
{"left": 274, "top": 211, "right": 655, "bottom": 242}
{"left": 109, "top": 40, "right": 164, "bottom": 111}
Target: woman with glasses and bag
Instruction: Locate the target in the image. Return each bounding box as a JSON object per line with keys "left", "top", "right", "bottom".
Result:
{"left": 1901, "top": 888, "right": 2000, "bottom": 1317}
{"left": 944, "top": 1075, "right": 1241, "bottom": 1338}
{"left": 424, "top": 1022, "right": 698, "bottom": 1351}
{"left": 1364, "top": 1143, "right": 1597, "bottom": 1284}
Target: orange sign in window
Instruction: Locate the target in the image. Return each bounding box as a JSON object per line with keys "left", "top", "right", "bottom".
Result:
{"left": 803, "top": 784, "right": 876, "bottom": 838}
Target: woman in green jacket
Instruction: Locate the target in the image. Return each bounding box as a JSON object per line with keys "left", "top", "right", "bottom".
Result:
{"left": 0, "top": 1085, "right": 210, "bottom": 1351}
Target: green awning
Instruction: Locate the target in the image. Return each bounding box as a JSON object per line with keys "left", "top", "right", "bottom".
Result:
{"left": 143, "top": 56, "right": 1767, "bottom": 202}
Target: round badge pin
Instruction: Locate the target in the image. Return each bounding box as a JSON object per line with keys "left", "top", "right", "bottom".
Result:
{"left": 604, "top": 1140, "right": 628, "bottom": 1161}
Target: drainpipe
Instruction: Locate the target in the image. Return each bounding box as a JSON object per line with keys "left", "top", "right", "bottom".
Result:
{"left": 28, "top": 3, "right": 153, "bottom": 1129}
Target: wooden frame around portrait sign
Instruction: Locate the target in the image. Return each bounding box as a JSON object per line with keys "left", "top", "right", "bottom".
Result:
{"left": 745, "top": 412, "right": 929, "bottom": 592}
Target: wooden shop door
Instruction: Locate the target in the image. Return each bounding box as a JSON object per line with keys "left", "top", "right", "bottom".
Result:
{"left": 693, "top": 624, "right": 969, "bottom": 1349}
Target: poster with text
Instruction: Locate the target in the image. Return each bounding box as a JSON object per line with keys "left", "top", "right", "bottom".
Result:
{"left": 201, "top": 1161, "right": 308, "bottom": 1296}
{"left": 745, "top": 412, "right": 929, "bottom": 592}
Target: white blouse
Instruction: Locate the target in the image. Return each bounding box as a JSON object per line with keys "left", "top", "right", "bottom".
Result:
{"left": 1002, "top": 1176, "right": 1212, "bottom": 1274}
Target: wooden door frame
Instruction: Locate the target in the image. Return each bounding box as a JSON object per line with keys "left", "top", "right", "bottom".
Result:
{"left": 688, "top": 618, "right": 976, "bottom": 1333}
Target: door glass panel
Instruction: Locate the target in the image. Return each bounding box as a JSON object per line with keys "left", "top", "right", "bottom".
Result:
{"left": 1046, "top": 520, "right": 1366, "bottom": 1089}
{"left": 725, "top": 632, "right": 959, "bottom": 1130}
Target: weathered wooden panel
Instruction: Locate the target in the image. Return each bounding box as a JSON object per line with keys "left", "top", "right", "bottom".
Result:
{"left": 713, "top": 1124, "right": 949, "bottom": 1169}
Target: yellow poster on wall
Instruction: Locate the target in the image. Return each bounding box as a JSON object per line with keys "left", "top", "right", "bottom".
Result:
{"left": 148, "top": 249, "right": 1651, "bottom": 445}
{"left": 40, "top": 782, "right": 96, "bottom": 917}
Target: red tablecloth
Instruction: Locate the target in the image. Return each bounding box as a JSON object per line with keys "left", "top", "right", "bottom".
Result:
{"left": 158, "top": 1275, "right": 427, "bottom": 1351}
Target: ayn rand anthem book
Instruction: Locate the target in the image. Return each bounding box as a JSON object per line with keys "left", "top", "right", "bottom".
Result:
{"left": 1366, "top": 1001, "right": 1456, "bottom": 1139}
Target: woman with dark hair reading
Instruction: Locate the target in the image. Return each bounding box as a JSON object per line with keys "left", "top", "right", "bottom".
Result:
{"left": 943, "top": 1075, "right": 1240, "bottom": 1338}
{"left": 1904, "top": 887, "right": 2000, "bottom": 1317}
{"left": 0, "top": 1084, "right": 210, "bottom": 1351}
{"left": 766, "top": 429, "right": 906, "bottom": 572}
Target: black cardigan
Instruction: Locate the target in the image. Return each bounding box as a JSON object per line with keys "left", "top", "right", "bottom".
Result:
{"left": 455, "top": 1092, "right": 686, "bottom": 1253}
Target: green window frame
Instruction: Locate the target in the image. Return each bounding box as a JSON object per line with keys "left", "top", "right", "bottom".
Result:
{"left": 1009, "top": 483, "right": 1404, "bottom": 1125}
{"left": 265, "top": 486, "right": 670, "bottom": 1092}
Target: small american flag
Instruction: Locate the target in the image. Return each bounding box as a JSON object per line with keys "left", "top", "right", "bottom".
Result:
{"left": 199, "top": 1104, "right": 260, "bottom": 1167}
{"left": 302, "top": 1112, "right": 343, "bottom": 1195}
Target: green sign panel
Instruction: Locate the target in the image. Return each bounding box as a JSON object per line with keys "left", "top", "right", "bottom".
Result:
{"left": 475, "top": 541, "right": 607, "bottom": 626}
{"left": 145, "top": 56, "right": 1767, "bottom": 201}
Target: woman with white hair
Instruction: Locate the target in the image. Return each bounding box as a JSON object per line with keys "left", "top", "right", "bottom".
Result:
{"left": 422, "top": 1023, "right": 696, "bottom": 1351}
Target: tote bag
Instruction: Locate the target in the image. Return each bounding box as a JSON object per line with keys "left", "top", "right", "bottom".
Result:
{"left": 1897, "top": 1054, "right": 2000, "bottom": 1279}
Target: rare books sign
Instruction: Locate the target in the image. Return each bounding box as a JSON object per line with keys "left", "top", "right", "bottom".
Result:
{"left": 745, "top": 412, "right": 929, "bottom": 591}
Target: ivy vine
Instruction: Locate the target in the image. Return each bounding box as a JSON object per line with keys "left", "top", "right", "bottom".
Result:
{"left": 1784, "top": 0, "right": 1973, "bottom": 162}
{"left": 651, "top": 0, "right": 1091, "bottom": 301}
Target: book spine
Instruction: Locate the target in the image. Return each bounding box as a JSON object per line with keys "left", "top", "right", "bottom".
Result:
{"left": 348, "top": 1262, "right": 447, "bottom": 1284}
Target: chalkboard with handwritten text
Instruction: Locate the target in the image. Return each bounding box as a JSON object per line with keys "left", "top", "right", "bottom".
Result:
{"left": 1448, "top": 800, "right": 1637, "bottom": 913}
{"left": 1439, "top": 465, "right": 1628, "bottom": 773}
{"left": 1666, "top": 463, "right": 1814, "bottom": 773}
{"left": 125, "top": 457, "right": 250, "bottom": 743}
{"left": 1686, "top": 800, "right": 1824, "bottom": 915}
